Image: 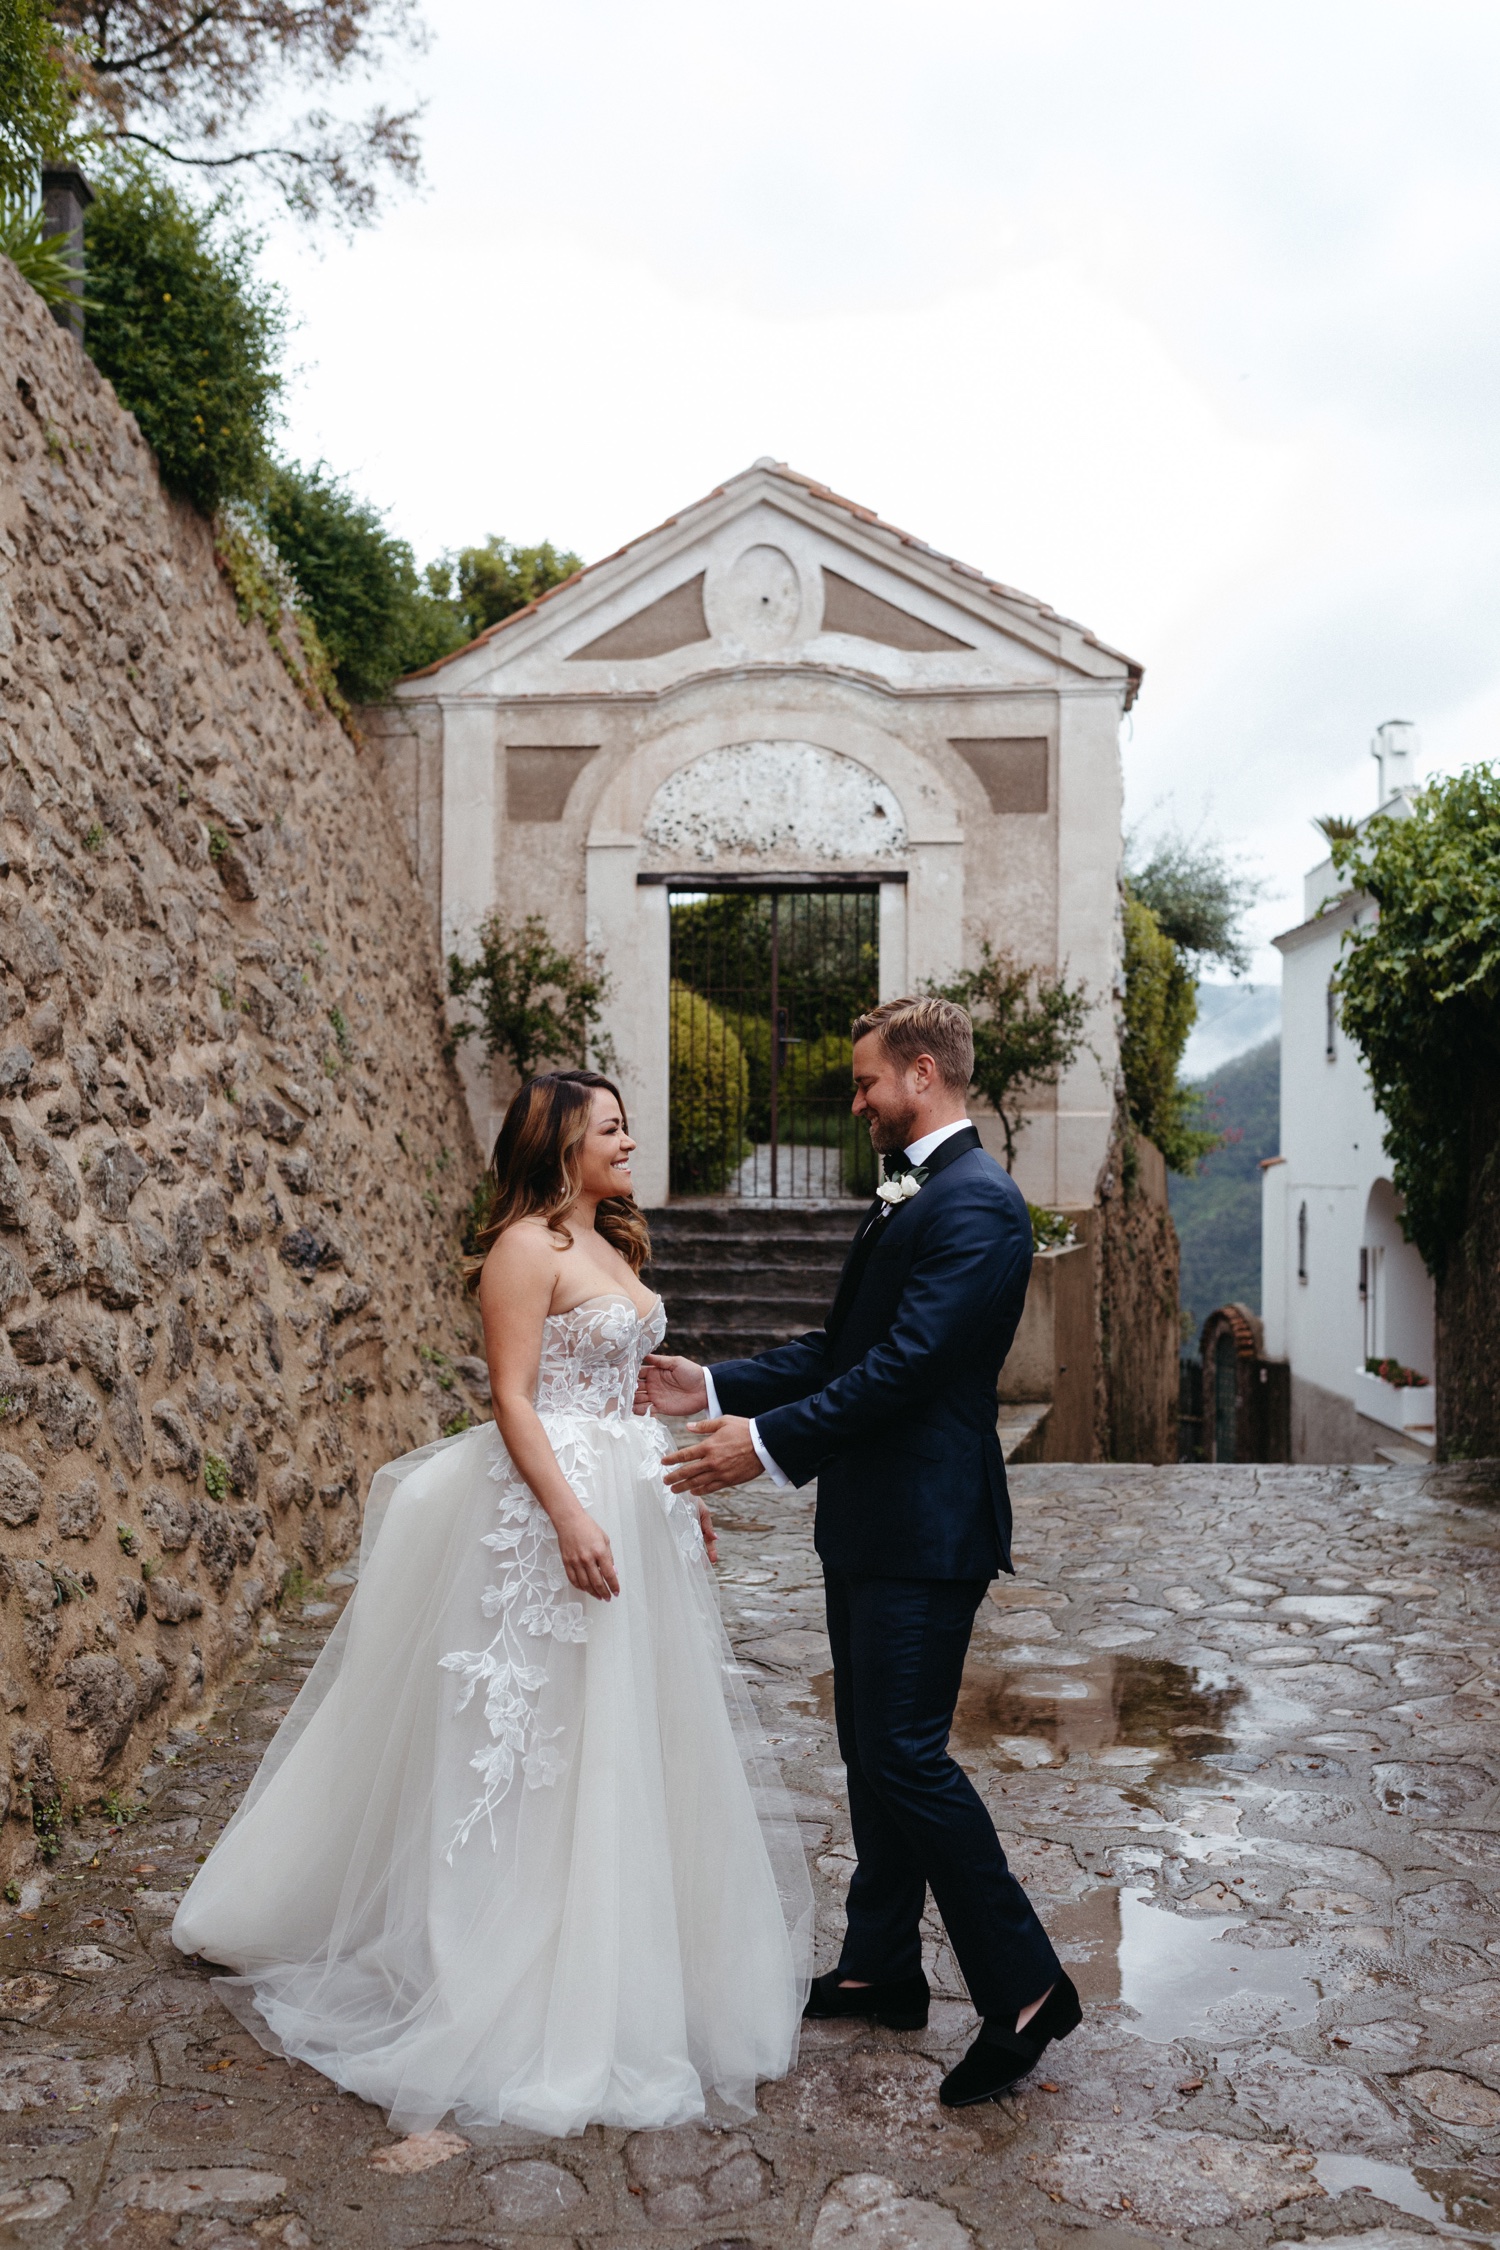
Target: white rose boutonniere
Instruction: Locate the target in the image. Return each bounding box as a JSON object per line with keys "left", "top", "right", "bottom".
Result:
{"left": 875, "top": 1168, "right": 928, "bottom": 1214}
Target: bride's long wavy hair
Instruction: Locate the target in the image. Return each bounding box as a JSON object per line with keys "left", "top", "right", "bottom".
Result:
{"left": 464, "top": 1070, "right": 651, "bottom": 1291}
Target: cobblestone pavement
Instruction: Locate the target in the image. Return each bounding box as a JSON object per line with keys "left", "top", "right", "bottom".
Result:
{"left": 1, "top": 1462, "right": 1498, "bottom": 2249}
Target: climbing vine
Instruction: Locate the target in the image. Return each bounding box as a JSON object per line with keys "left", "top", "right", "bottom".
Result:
{"left": 213, "top": 504, "right": 357, "bottom": 743}
{"left": 1119, "top": 892, "right": 1219, "bottom": 1174}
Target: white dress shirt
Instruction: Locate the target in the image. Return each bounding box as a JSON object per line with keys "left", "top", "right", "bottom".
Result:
{"left": 708, "top": 1118, "right": 974, "bottom": 1487}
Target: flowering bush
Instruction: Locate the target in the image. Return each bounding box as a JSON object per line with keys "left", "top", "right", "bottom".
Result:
{"left": 1364, "top": 1357, "right": 1430, "bottom": 1389}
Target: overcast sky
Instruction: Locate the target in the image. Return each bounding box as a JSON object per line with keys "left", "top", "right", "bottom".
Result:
{"left": 263, "top": 0, "right": 1500, "bottom": 978}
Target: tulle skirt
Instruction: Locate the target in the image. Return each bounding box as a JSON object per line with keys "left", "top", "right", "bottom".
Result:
{"left": 172, "top": 1413, "right": 813, "bottom": 2136}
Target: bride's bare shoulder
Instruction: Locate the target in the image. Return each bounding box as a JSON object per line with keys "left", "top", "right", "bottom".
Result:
{"left": 478, "top": 1217, "right": 565, "bottom": 1302}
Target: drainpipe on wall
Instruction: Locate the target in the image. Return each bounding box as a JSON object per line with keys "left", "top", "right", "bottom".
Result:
{"left": 40, "top": 165, "right": 94, "bottom": 343}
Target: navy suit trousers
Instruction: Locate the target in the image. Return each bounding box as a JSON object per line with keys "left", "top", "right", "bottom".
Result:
{"left": 825, "top": 1571, "right": 1061, "bottom": 2019}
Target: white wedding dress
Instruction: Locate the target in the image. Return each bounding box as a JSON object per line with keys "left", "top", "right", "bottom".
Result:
{"left": 173, "top": 1294, "right": 813, "bottom": 2136}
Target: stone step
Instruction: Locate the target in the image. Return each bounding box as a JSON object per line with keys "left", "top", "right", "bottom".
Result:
{"left": 647, "top": 1240, "right": 855, "bottom": 1273}
{"left": 661, "top": 1290, "right": 835, "bottom": 1328}
{"left": 658, "top": 1325, "right": 815, "bottom": 1364}
{"left": 645, "top": 1202, "right": 863, "bottom": 1238}
{"left": 647, "top": 1237, "right": 854, "bottom": 1270}
{"left": 645, "top": 1201, "right": 866, "bottom": 1370}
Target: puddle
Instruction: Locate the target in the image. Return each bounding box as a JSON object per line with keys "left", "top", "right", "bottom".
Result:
{"left": 950, "top": 1652, "right": 1245, "bottom": 1770}
{"left": 796, "top": 1652, "right": 1250, "bottom": 1792}
{"left": 1046, "top": 1883, "right": 1122, "bottom": 2004}
{"left": 795, "top": 1672, "right": 836, "bottom": 1727}
{"left": 1314, "top": 2152, "right": 1500, "bottom": 2239}
{"left": 1115, "top": 1888, "right": 1322, "bottom": 2044}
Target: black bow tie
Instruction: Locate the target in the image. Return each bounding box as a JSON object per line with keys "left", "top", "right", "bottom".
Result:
{"left": 883, "top": 1152, "right": 918, "bottom": 1183}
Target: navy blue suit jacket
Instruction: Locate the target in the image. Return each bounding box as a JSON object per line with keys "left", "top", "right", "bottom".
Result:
{"left": 709, "top": 1127, "right": 1032, "bottom": 1581}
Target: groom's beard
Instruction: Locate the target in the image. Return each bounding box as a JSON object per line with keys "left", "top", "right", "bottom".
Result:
{"left": 863, "top": 1102, "right": 920, "bottom": 1158}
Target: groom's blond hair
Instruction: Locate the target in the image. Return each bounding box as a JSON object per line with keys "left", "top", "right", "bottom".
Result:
{"left": 851, "top": 996, "right": 974, "bottom": 1091}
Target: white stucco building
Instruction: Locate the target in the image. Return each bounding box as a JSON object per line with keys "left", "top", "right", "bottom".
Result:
{"left": 1260, "top": 722, "right": 1436, "bottom": 1462}
{"left": 366, "top": 459, "right": 1141, "bottom": 1216}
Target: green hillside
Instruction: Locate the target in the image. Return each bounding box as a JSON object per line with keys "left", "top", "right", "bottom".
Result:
{"left": 1168, "top": 1037, "right": 1280, "bottom": 1344}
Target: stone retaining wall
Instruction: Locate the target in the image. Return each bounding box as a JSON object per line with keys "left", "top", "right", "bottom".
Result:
{"left": 0, "top": 259, "right": 484, "bottom": 1879}
{"left": 1097, "top": 1127, "right": 1180, "bottom": 1462}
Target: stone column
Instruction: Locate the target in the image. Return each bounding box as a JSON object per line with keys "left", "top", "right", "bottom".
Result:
{"left": 877, "top": 879, "right": 908, "bottom": 999}
{"left": 1053, "top": 687, "right": 1122, "bottom": 1207}
{"left": 40, "top": 166, "right": 93, "bottom": 343}
{"left": 586, "top": 847, "right": 669, "bottom": 1206}
{"left": 904, "top": 839, "right": 963, "bottom": 991}
{"left": 440, "top": 699, "right": 501, "bottom": 1155}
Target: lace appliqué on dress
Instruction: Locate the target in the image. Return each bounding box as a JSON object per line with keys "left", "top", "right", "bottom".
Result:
{"left": 439, "top": 1295, "right": 669, "bottom": 1859}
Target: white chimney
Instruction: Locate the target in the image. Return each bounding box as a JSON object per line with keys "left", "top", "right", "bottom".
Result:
{"left": 1371, "top": 719, "right": 1419, "bottom": 805}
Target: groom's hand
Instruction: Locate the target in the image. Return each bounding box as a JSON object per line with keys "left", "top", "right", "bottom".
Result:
{"left": 662, "top": 1416, "right": 761, "bottom": 1496}
{"left": 634, "top": 1353, "right": 710, "bottom": 1417}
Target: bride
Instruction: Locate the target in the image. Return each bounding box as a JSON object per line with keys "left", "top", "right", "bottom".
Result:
{"left": 173, "top": 1070, "right": 812, "bottom": 2137}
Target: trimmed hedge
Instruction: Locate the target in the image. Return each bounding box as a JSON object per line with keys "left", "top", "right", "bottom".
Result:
{"left": 669, "top": 982, "right": 750, "bottom": 1194}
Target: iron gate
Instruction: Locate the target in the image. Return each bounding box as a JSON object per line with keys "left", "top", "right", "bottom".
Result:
{"left": 668, "top": 883, "right": 880, "bottom": 1198}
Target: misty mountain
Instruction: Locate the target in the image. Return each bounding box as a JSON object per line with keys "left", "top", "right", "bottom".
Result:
{"left": 1169, "top": 1037, "right": 1280, "bottom": 1346}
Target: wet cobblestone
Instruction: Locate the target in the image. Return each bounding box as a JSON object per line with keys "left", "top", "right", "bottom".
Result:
{"left": 0, "top": 1460, "right": 1497, "bottom": 2246}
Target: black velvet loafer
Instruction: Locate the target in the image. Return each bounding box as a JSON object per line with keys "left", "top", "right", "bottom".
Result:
{"left": 802, "top": 1968, "right": 930, "bottom": 2031}
{"left": 939, "top": 1971, "right": 1082, "bottom": 2105}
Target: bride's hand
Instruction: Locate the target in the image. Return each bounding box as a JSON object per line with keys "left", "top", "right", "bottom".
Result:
{"left": 555, "top": 1507, "right": 620, "bottom": 1601}
{"left": 697, "top": 1503, "right": 718, "bottom": 1566}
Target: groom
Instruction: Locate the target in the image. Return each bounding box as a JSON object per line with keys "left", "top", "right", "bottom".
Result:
{"left": 639, "top": 996, "right": 1079, "bottom": 2104}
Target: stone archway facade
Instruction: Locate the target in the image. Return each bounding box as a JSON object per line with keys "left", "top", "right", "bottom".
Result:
{"left": 364, "top": 460, "right": 1141, "bottom": 1215}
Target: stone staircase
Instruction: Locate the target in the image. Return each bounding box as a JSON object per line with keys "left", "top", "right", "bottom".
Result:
{"left": 643, "top": 1200, "right": 862, "bottom": 1366}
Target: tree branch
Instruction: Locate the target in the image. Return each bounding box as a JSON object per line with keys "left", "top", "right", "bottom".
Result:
{"left": 113, "top": 123, "right": 316, "bottom": 167}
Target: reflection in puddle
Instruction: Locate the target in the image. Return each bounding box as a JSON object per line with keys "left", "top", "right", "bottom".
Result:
{"left": 1046, "top": 1882, "right": 1122, "bottom": 2003}
{"left": 795, "top": 1671, "right": 836, "bottom": 1727}
{"left": 1116, "top": 1888, "right": 1320, "bottom": 2044}
{"left": 1315, "top": 2152, "right": 1500, "bottom": 2240}
{"left": 952, "top": 1651, "right": 1245, "bottom": 1770}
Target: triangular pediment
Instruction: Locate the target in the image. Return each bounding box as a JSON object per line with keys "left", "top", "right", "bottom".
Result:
{"left": 819, "top": 569, "right": 973, "bottom": 652}
{"left": 570, "top": 574, "right": 710, "bottom": 661}
{"left": 396, "top": 461, "right": 1142, "bottom": 705}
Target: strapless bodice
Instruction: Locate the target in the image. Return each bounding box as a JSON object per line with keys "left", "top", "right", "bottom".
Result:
{"left": 534, "top": 1293, "right": 667, "bottom": 1422}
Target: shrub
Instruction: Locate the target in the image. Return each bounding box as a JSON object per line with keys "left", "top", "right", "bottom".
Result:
{"left": 447, "top": 913, "right": 614, "bottom": 1083}
{"left": 84, "top": 159, "right": 284, "bottom": 513}
{"left": 262, "top": 460, "right": 466, "bottom": 701}
{"left": 734, "top": 1012, "right": 773, "bottom": 1140}
{"left": 719, "top": 1018, "right": 874, "bottom": 1192}
{"left": 1332, "top": 763, "right": 1500, "bottom": 1273}
{"left": 670, "top": 982, "right": 750, "bottom": 1194}
{"left": 1120, "top": 892, "right": 1218, "bottom": 1174}
{"left": 781, "top": 1029, "right": 875, "bottom": 1195}
{"left": 1029, "top": 1203, "right": 1078, "bottom": 1252}
{"left": 788, "top": 1027, "right": 854, "bottom": 1108}
{"left": 926, "top": 941, "right": 1090, "bottom": 1170}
